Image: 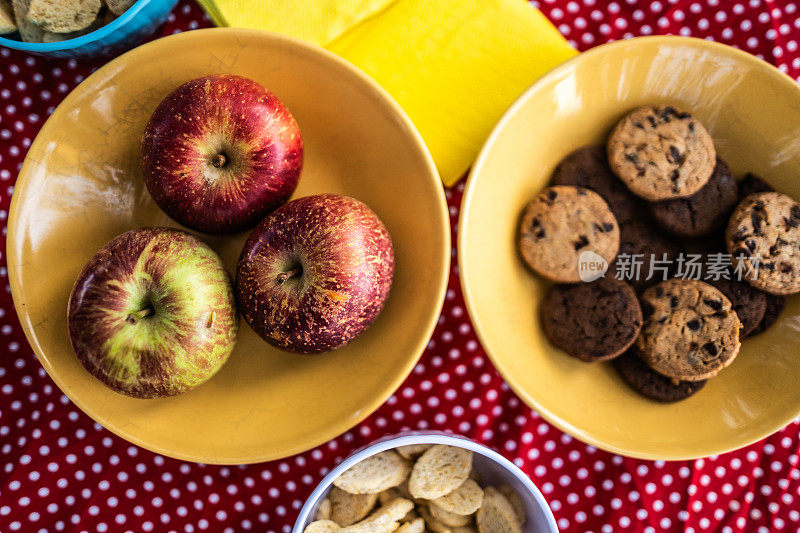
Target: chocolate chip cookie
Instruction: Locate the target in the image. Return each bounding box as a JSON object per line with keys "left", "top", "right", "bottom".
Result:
{"left": 609, "top": 218, "right": 682, "bottom": 292}
{"left": 648, "top": 158, "right": 738, "bottom": 237}
{"left": 519, "top": 186, "right": 620, "bottom": 283}
{"left": 749, "top": 293, "right": 786, "bottom": 336}
{"left": 738, "top": 172, "right": 774, "bottom": 201}
{"left": 541, "top": 277, "right": 642, "bottom": 362}
{"left": 614, "top": 349, "right": 706, "bottom": 402}
{"left": 726, "top": 192, "right": 800, "bottom": 295}
{"left": 551, "top": 145, "right": 643, "bottom": 224}
{"left": 608, "top": 105, "right": 716, "bottom": 201}
{"left": 636, "top": 279, "right": 742, "bottom": 381}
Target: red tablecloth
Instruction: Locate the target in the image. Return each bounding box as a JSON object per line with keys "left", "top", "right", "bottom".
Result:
{"left": 1, "top": 1, "right": 800, "bottom": 532}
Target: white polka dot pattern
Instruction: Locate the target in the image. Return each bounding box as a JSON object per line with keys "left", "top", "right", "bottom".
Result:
{"left": 1, "top": 1, "right": 800, "bottom": 532}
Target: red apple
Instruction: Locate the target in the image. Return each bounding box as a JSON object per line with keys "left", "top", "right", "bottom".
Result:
{"left": 141, "top": 74, "right": 303, "bottom": 234}
{"left": 236, "top": 194, "right": 394, "bottom": 353}
{"left": 67, "top": 228, "right": 238, "bottom": 398}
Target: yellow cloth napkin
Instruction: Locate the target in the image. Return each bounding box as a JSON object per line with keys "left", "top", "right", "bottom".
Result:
{"left": 196, "top": 0, "right": 576, "bottom": 185}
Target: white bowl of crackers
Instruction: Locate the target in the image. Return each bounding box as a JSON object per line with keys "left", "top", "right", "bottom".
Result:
{"left": 293, "top": 432, "right": 557, "bottom": 533}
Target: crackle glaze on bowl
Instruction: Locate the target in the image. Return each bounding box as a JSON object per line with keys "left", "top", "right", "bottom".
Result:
{"left": 460, "top": 36, "right": 800, "bottom": 460}
{"left": 7, "top": 29, "right": 449, "bottom": 464}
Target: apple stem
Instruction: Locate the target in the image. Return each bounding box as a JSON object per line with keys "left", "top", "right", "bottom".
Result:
{"left": 276, "top": 266, "right": 302, "bottom": 285}
{"left": 126, "top": 307, "right": 154, "bottom": 325}
{"left": 211, "top": 153, "right": 227, "bottom": 168}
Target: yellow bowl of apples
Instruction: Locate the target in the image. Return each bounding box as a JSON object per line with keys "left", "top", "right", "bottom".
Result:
{"left": 8, "top": 28, "right": 450, "bottom": 463}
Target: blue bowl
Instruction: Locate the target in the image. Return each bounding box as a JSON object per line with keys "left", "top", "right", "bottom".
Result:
{"left": 0, "top": 0, "right": 179, "bottom": 58}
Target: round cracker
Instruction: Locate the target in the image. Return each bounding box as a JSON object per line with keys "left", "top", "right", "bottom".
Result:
{"left": 333, "top": 451, "right": 411, "bottom": 495}
{"left": 408, "top": 445, "right": 473, "bottom": 500}
{"left": 396, "top": 444, "right": 432, "bottom": 460}
{"left": 26, "top": 0, "right": 101, "bottom": 33}
{"left": 418, "top": 505, "right": 454, "bottom": 533}
{"left": 496, "top": 486, "right": 526, "bottom": 525}
{"left": 476, "top": 487, "right": 522, "bottom": 533}
{"left": 329, "top": 487, "right": 378, "bottom": 527}
{"left": 432, "top": 478, "right": 484, "bottom": 516}
{"left": 343, "top": 498, "right": 413, "bottom": 532}
{"left": 429, "top": 501, "right": 472, "bottom": 526}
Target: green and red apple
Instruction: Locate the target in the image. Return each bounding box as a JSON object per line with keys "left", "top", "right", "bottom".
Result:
{"left": 141, "top": 74, "right": 303, "bottom": 234}
{"left": 236, "top": 194, "right": 394, "bottom": 353}
{"left": 67, "top": 228, "right": 238, "bottom": 398}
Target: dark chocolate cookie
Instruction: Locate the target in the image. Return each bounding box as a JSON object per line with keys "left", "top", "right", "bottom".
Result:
{"left": 541, "top": 277, "right": 642, "bottom": 362}
{"left": 614, "top": 349, "right": 706, "bottom": 402}
{"left": 738, "top": 172, "right": 774, "bottom": 201}
{"left": 707, "top": 277, "right": 767, "bottom": 337}
{"left": 749, "top": 293, "right": 787, "bottom": 336}
{"left": 648, "top": 158, "right": 738, "bottom": 237}
{"left": 551, "top": 145, "right": 643, "bottom": 224}
{"left": 610, "top": 218, "right": 682, "bottom": 292}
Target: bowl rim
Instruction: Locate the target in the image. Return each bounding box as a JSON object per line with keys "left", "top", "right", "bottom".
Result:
{"left": 7, "top": 27, "right": 450, "bottom": 464}
{"left": 291, "top": 432, "right": 559, "bottom": 532}
{"left": 0, "top": 0, "right": 174, "bottom": 52}
{"left": 459, "top": 35, "right": 800, "bottom": 461}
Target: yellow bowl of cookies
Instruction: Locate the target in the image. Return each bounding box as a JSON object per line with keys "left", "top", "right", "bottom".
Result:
{"left": 459, "top": 36, "right": 800, "bottom": 460}
{"left": 0, "top": 0, "right": 178, "bottom": 58}
{"left": 293, "top": 433, "right": 558, "bottom": 533}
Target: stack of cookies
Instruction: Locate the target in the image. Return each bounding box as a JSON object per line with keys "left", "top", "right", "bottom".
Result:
{"left": 305, "top": 444, "right": 526, "bottom": 532}
{"left": 519, "top": 105, "right": 800, "bottom": 402}
{"left": 1, "top": 0, "right": 133, "bottom": 43}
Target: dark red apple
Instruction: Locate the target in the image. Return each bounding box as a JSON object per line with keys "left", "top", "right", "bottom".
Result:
{"left": 67, "top": 228, "right": 238, "bottom": 398}
{"left": 141, "top": 74, "right": 303, "bottom": 234}
{"left": 236, "top": 194, "right": 394, "bottom": 353}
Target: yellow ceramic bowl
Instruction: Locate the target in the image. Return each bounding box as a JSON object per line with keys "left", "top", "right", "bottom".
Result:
{"left": 460, "top": 36, "right": 800, "bottom": 460}
{"left": 8, "top": 28, "right": 449, "bottom": 464}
